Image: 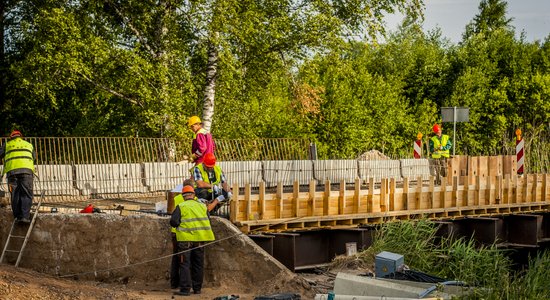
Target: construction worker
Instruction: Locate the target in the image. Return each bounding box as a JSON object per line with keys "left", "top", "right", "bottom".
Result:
{"left": 187, "top": 116, "right": 215, "bottom": 165}
{"left": 429, "top": 124, "right": 452, "bottom": 185}
{"left": 169, "top": 183, "right": 222, "bottom": 296}
{"left": 0, "top": 130, "right": 36, "bottom": 224}
{"left": 169, "top": 179, "right": 194, "bottom": 289}
{"left": 193, "top": 153, "right": 232, "bottom": 204}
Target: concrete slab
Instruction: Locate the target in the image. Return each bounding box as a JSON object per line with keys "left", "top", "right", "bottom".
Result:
{"left": 34, "top": 165, "right": 79, "bottom": 196}
{"left": 263, "top": 160, "right": 314, "bottom": 187}
{"left": 400, "top": 159, "right": 431, "bottom": 180}
{"left": 358, "top": 160, "right": 401, "bottom": 183}
{"left": 75, "top": 164, "right": 147, "bottom": 195}
{"left": 143, "top": 162, "right": 193, "bottom": 192}
{"left": 217, "top": 161, "right": 262, "bottom": 188}
{"left": 314, "top": 160, "right": 358, "bottom": 183}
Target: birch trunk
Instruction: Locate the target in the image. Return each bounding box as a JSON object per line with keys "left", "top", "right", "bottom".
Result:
{"left": 202, "top": 41, "right": 218, "bottom": 132}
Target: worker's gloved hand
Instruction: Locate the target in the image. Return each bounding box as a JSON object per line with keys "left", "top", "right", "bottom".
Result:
{"left": 227, "top": 192, "right": 233, "bottom": 199}
{"left": 216, "top": 195, "right": 227, "bottom": 203}
{"left": 213, "top": 185, "right": 220, "bottom": 194}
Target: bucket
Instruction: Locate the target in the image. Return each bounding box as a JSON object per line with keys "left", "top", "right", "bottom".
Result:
{"left": 345, "top": 242, "right": 357, "bottom": 256}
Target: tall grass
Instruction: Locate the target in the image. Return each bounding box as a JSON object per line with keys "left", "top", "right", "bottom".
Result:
{"left": 355, "top": 219, "right": 550, "bottom": 299}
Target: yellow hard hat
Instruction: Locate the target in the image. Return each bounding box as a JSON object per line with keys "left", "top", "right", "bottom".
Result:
{"left": 187, "top": 116, "right": 201, "bottom": 127}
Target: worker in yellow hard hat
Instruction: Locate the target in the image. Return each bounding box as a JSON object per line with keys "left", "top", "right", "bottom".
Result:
{"left": 187, "top": 116, "right": 215, "bottom": 165}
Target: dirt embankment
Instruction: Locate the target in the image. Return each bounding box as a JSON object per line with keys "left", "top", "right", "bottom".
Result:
{"left": 0, "top": 208, "right": 315, "bottom": 299}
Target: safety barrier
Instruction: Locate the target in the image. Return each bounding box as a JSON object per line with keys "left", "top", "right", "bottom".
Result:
{"left": 0, "top": 156, "right": 517, "bottom": 203}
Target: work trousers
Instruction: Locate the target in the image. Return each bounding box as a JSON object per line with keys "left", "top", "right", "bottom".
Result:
{"left": 177, "top": 241, "right": 205, "bottom": 293}
{"left": 430, "top": 158, "right": 448, "bottom": 185}
{"left": 170, "top": 233, "right": 179, "bottom": 288}
{"left": 8, "top": 173, "right": 34, "bottom": 219}
{"left": 195, "top": 188, "right": 228, "bottom": 201}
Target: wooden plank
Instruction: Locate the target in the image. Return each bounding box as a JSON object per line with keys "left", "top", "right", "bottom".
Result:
{"left": 416, "top": 176, "right": 423, "bottom": 210}
{"left": 512, "top": 175, "right": 518, "bottom": 204}
{"left": 487, "top": 176, "right": 493, "bottom": 205}
{"left": 293, "top": 181, "right": 299, "bottom": 217}
{"left": 390, "top": 178, "right": 396, "bottom": 211}
{"left": 354, "top": 178, "right": 360, "bottom": 213}
{"left": 230, "top": 182, "right": 239, "bottom": 222}
{"left": 452, "top": 176, "right": 459, "bottom": 207}
{"left": 460, "top": 175, "right": 468, "bottom": 206}
{"left": 259, "top": 181, "right": 265, "bottom": 220}
{"left": 524, "top": 175, "right": 529, "bottom": 203}
{"left": 403, "top": 177, "right": 410, "bottom": 210}
{"left": 503, "top": 174, "right": 510, "bottom": 204}
{"left": 495, "top": 175, "right": 502, "bottom": 205}
{"left": 276, "top": 182, "right": 283, "bottom": 219}
{"left": 533, "top": 174, "right": 539, "bottom": 202}
{"left": 308, "top": 180, "right": 316, "bottom": 216}
{"left": 245, "top": 183, "right": 252, "bottom": 220}
{"left": 429, "top": 176, "right": 435, "bottom": 209}
{"left": 544, "top": 174, "right": 549, "bottom": 203}
{"left": 440, "top": 176, "right": 447, "bottom": 208}
{"left": 323, "top": 180, "right": 331, "bottom": 215}
{"left": 368, "top": 178, "right": 374, "bottom": 213}
{"left": 474, "top": 176, "right": 481, "bottom": 206}
{"left": 339, "top": 180, "right": 346, "bottom": 215}
{"left": 381, "top": 178, "right": 388, "bottom": 212}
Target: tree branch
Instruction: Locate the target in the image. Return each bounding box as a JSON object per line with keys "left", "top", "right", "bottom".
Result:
{"left": 78, "top": 72, "right": 143, "bottom": 107}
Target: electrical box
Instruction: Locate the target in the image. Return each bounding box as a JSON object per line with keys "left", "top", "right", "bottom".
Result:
{"left": 375, "top": 251, "right": 404, "bottom": 278}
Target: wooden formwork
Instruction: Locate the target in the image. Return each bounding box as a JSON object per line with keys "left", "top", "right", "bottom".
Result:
{"left": 230, "top": 172, "right": 550, "bottom": 233}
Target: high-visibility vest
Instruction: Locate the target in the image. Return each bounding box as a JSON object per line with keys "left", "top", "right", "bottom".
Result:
{"left": 175, "top": 199, "right": 215, "bottom": 242}
{"left": 171, "top": 194, "right": 186, "bottom": 234}
{"left": 2, "top": 138, "right": 35, "bottom": 175}
{"left": 431, "top": 135, "right": 450, "bottom": 158}
{"left": 195, "top": 163, "right": 222, "bottom": 193}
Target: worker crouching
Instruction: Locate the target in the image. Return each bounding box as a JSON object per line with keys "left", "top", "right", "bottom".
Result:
{"left": 169, "top": 183, "right": 223, "bottom": 296}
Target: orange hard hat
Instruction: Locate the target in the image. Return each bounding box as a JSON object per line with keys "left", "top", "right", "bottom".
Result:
{"left": 204, "top": 153, "right": 216, "bottom": 167}
{"left": 182, "top": 185, "right": 195, "bottom": 194}
{"left": 9, "top": 130, "right": 22, "bottom": 138}
{"left": 432, "top": 124, "right": 441, "bottom": 133}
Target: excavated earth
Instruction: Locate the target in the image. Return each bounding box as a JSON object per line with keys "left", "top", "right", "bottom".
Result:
{"left": 0, "top": 207, "right": 317, "bottom": 299}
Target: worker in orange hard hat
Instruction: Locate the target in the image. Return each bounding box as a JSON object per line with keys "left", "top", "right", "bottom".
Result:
{"left": 429, "top": 124, "right": 452, "bottom": 185}
{"left": 192, "top": 153, "right": 232, "bottom": 212}
{"left": 170, "top": 180, "right": 220, "bottom": 296}
{"left": 0, "top": 129, "right": 36, "bottom": 224}
{"left": 187, "top": 116, "right": 215, "bottom": 165}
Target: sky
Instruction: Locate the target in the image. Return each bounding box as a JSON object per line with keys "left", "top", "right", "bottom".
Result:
{"left": 385, "top": 0, "right": 550, "bottom": 43}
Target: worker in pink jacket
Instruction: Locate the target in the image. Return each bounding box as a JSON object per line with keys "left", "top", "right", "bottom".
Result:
{"left": 187, "top": 116, "right": 215, "bottom": 165}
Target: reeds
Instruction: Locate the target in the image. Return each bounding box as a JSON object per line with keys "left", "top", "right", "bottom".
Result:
{"left": 349, "top": 219, "right": 550, "bottom": 299}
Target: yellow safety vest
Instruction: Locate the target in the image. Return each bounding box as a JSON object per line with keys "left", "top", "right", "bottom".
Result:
{"left": 175, "top": 199, "right": 215, "bottom": 242}
{"left": 3, "top": 138, "right": 35, "bottom": 175}
{"left": 431, "top": 135, "right": 450, "bottom": 158}
{"left": 171, "top": 194, "right": 186, "bottom": 233}
{"left": 195, "top": 163, "right": 222, "bottom": 193}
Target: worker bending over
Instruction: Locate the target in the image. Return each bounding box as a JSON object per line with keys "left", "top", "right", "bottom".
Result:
{"left": 170, "top": 184, "right": 222, "bottom": 296}
{"left": 193, "top": 153, "right": 232, "bottom": 203}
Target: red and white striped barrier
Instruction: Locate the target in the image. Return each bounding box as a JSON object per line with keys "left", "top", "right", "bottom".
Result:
{"left": 516, "top": 129, "right": 524, "bottom": 175}
{"left": 414, "top": 133, "right": 422, "bottom": 159}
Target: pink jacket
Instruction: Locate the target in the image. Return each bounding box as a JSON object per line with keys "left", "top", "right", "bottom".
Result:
{"left": 192, "top": 128, "right": 215, "bottom": 164}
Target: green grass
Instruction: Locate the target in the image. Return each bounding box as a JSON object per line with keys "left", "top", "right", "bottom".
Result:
{"left": 350, "top": 219, "right": 550, "bottom": 299}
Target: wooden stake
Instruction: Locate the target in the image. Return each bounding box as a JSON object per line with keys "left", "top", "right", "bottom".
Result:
{"left": 259, "top": 181, "right": 265, "bottom": 219}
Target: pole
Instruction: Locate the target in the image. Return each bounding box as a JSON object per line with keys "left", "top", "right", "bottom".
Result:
{"left": 453, "top": 106, "right": 457, "bottom": 156}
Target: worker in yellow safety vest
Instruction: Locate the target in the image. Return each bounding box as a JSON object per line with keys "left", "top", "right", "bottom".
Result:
{"left": 429, "top": 124, "right": 452, "bottom": 184}
{"left": 169, "top": 182, "right": 220, "bottom": 296}
{"left": 0, "top": 130, "right": 36, "bottom": 224}
{"left": 193, "top": 153, "right": 232, "bottom": 203}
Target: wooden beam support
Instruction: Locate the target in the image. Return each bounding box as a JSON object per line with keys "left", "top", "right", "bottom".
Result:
{"left": 259, "top": 181, "right": 265, "bottom": 219}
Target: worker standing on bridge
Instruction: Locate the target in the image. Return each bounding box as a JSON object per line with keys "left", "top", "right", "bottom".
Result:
{"left": 0, "top": 130, "right": 36, "bottom": 224}
{"left": 170, "top": 183, "right": 220, "bottom": 296}
{"left": 429, "top": 124, "right": 452, "bottom": 185}
{"left": 193, "top": 153, "right": 232, "bottom": 204}
{"left": 187, "top": 116, "right": 215, "bottom": 165}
